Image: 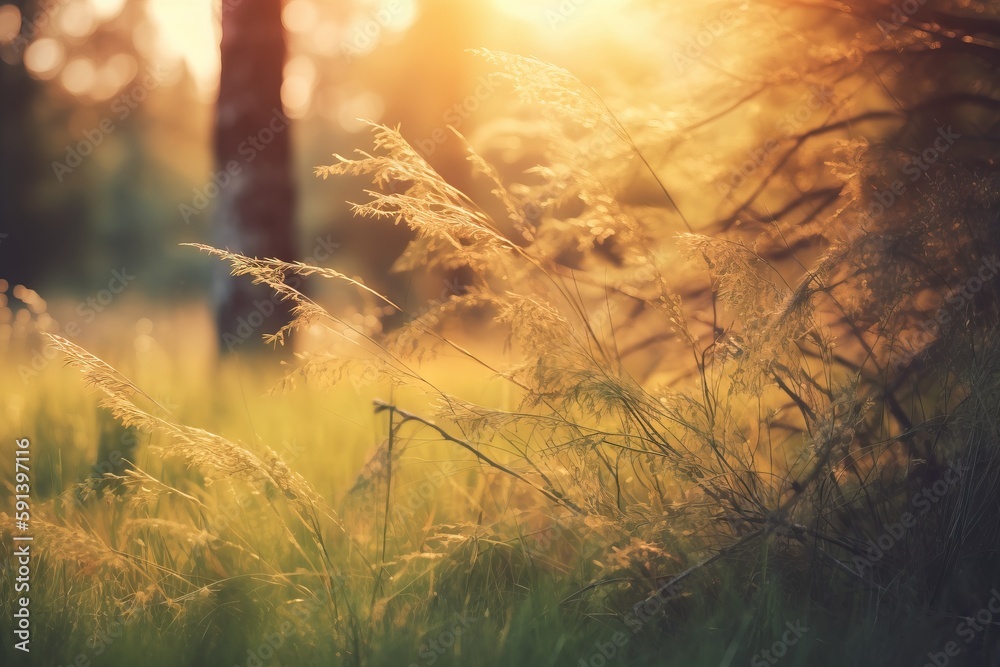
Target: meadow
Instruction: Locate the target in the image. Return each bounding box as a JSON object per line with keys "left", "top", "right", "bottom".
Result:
{"left": 0, "top": 299, "right": 951, "bottom": 667}
{"left": 3, "top": 124, "right": 1000, "bottom": 665}
{"left": 4, "top": 5, "right": 1000, "bottom": 665}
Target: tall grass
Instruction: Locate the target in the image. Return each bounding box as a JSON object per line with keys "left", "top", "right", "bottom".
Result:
{"left": 3, "top": 46, "right": 1000, "bottom": 666}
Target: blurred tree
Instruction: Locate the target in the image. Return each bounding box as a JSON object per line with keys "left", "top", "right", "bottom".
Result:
{"left": 1, "top": 0, "right": 51, "bottom": 289}
{"left": 213, "top": 0, "right": 296, "bottom": 356}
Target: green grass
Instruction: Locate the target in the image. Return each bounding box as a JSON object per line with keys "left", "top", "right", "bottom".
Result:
{"left": 1, "top": 307, "right": 996, "bottom": 667}
{"left": 4, "top": 53, "right": 1000, "bottom": 661}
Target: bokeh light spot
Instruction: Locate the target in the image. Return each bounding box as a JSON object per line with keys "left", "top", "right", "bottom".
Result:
{"left": 281, "top": 55, "right": 317, "bottom": 118}
{"left": 337, "top": 90, "right": 384, "bottom": 133}
{"left": 23, "top": 37, "right": 64, "bottom": 79}
{"left": 88, "top": 0, "right": 126, "bottom": 22}
{"left": 58, "top": 2, "right": 96, "bottom": 39}
{"left": 61, "top": 57, "right": 98, "bottom": 96}
{"left": 282, "top": 0, "right": 318, "bottom": 34}
{"left": 0, "top": 4, "right": 21, "bottom": 44}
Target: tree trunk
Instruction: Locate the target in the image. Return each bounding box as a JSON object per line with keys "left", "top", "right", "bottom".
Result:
{"left": 213, "top": 0, "right": 297, "bottom": 356}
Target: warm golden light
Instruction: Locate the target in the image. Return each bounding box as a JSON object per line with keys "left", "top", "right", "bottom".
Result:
{"left": 336, "top": 90, "right": 385, "bottom": 133}
{"left": 282, "top": 0, "right": 319, "bottom": 34}
{"left": 90, "top": 52, "right": 138, "bottom": 100}
{"left": 0, "top": 3, "right": 21, "bottom": 44}
{"left": 308, "top": 20, "right": 341, "bottom": 56}
{"left": 87, "top": 0, "right": 125, "bottom": 22}
{"left": 145, "top": 0, "right": 219, "bottom": 98}
{"left": 60, "top": 56, "right": 97, "bottom": 96}
{"left": 282, "top": 55, "right": 317, "bottom": 118}
{"left": 491, "top": 0, "right": 632, "bottom": 33}
{"left": 342, "top": 0, "right": 418, "bottom": 58}
{"left": 58, "top": 2, "right": 96, "bottom": 39}
{"left": 23, "top": 37, "right": 64, "bottom": 80}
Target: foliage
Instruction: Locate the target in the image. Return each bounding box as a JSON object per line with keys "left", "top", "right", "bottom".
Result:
{"left": 5, "top": 10, "right": 1000, "bottom": 664}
